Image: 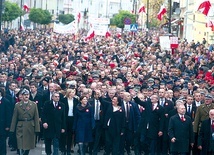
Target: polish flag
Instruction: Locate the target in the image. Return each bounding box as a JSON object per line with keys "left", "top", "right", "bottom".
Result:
{"left": 85, "top": 29, "right": 95, "bottom": 41}
{"left": 197, "top": 0, "right": 211, "bottom": 16}
{"left": 77, "top": 12, "right": 81, "bottom": 23}
{"left": 20, "top": 24, "right": 25, "bottom": 31}
{"left": 23, "top": 4, "right": 30, "bottom": 12}
{"left": 105, "top": 31, "right": 111, "bottom": 38}
{"left": 157, "top": 5, "right": 167, "bottom": 21}
{"left": 206, "top": 20, "right": 214, "bottom": 27}
{"left": 138, "top": 4, "right": 146, "bottom": 13}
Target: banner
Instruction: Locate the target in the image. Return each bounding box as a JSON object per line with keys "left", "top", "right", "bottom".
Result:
{"left": 53, "top": 21, "right": 77, "bottom": 34}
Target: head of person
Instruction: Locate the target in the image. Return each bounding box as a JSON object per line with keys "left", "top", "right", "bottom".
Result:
{"left": 52, "top": 92, "right": 60, "bottom": 102}
{"left": 150, "top": 94, "right": 159, "bottom": 104}
{"left": 186, "top": 95, "right": 194, "bottom": 105}
{"left": 49, "top": 83, "right": 56, "bottom": 92}
{"left": 65, "top": 89, "right": 76, "bottom": 99}
{"left": 0, "top": 87, "right": 5, "bottom": 97}
{"left": 177, "top": 104, "right": 186, "bottom": 115}
{"left": 21, "top": 88, "right": 30, "bottom": 102}
{"left": 158, "top": 89, "right": 165, "bottom": 98}
{"left": 79, "top": 95, "right": 88, "bottom": 107}
{"left": 209, "top": 109, "right": 214, "bottom": 121}
{"left": 204, "top": 93, "right": 213, "bottom": 105}
{"left": 175, "top": 100, "right": 184, "bottom": 109}
{"left": 107, "top": 88, "right": 116, "bottom": 99}
{"left": 112, "top": 95, "right": 122, "bottom": 106}
{"left": 123, "top": 92, "right": 132, "bottom": 102}
{"left": 30, "top": 82, "right": 38, "bottom": 93}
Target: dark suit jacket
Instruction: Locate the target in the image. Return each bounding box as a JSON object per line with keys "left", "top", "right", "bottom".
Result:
{"left": 134, "top": 97, "right": 164, "bottom": 139}
{"left": 42, "top": 90, "right": 64, "bottom": 104}
{"left": 42, "top": 100, "right": 66, "bottom": 139}
{"left": 121, "top": 101, "right": 141, "bottom": 132}
{"left": 168, "top": 114, "right": 194, "bottom": 153}
{"left": 29, "top": 92, "right": 43, "bottom": 117}
{"left": 89, "top": 98, "right": 105, "bottom": 125}
{"left": 62, "top": 97, "right": 79, "bottom": 119}
{"left": 0, "top": 97, "right": 11, "bottom": 135}
{"left": 185, "top": 104, "right": 197, "bottom": 122}
{"left": 198, "top": 118, "right": 213, "bottom": 154}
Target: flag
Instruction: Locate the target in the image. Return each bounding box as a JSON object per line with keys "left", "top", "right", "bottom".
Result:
{"left": 138, "top": 4, "right": 146, "bottom": 13}
{"left": 157, "top": 5, "right": 167, "bottom": 21}
{"left": 77, "top": 12, "right": 81, "bottom": 23}
{"left": 20, "top": 24, "right": 25, "bottom": 31}
{"left": 197, "top": 0, "right": 211, "bottom": 16}
{"left": 23, "top": 4, "right": 30, "bottom": 12}
{"left": 85, "top": 29, "right": 95, "bottom": 41}
{"left": 206, "top": 20, "right": 214, "bottom": 27}
{"left": 105, "top": 31, "right": 111, "bottom": 38}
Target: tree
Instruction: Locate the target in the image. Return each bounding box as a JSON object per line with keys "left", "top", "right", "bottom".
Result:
{"left": 58, "top": 14, "right": 75, "bottom": 24}
{"left": 110, "top": 10, "right": 136, "bottom": 28}
{"left": 2, "top": 1, "right": 22, "bottom": 22}
{"left": 29, "top": 8, "right": 52, "bottom": 25}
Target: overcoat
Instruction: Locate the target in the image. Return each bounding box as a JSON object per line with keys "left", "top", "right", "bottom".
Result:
{"left": 168, "top": 114, "right": 194, "bottom": 153}
{"left": 10, "top": 101, "right": 40, "bottom": 150}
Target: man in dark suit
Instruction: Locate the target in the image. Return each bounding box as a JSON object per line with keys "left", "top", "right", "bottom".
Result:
{"left": 42, "top": 92, "right": 66, "bottom": 155}
{"left": 157, "top": 89, "right": 174, "bottom": 155}
{"left": 5, "top": 81, "right": 17, "bottom": 151}
{"left": 168, "top": 104, "right": 194, "bottom": 155}
{"left": 198, "top": 109, "right": 214, "bottom": 154}
{"left": 120, "top": 92, "right": 141, "bottom": 155}
{"left": 130, "top": 90, "right": 164, "bottom": 155}
{"left": 0, "top": 88, "right": 11, "bottom": 155}
{"left": 54, "top": 71, "right": 66, "bottom": 88}
{"left": 88, "top": 90, "right": 105, "bottom": 155}
{"left": 29, "top": 82, "right": 44, "bottom": 141}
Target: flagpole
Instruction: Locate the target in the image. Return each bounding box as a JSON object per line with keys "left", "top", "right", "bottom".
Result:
{"left": 19, "top": 0, "right": 23, "bottom": 31}
{"left": 0, "top": 0, "right": 2, "bottom": 36}
{"left": 168, "top": 0, "right": 172, "bottom": 33}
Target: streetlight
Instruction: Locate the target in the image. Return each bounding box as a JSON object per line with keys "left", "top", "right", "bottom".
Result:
{"left": 146, "top": 0, "right": 149, "bottom": 29}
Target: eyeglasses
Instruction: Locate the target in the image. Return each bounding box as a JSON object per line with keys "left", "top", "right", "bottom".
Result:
{"left": 54, "top": 96, "right": 60, "bottom": 98}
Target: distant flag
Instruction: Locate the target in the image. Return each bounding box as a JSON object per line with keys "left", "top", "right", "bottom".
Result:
{"left": 20, "top": 24, "right": 25, "bottom": 31}
{"left": 77, "top": 12, "right": 81, "bottom": 23}
{"left": 85, "top": 29, "right": 95, "bottom": 41}
{"left": 157, "top": 5, "right": 167, "bottom": 21}
{"left": 105, "top": 31, "right": 111, "bottom": 38}
{"left": 138, "top": 4, "right": 146, "bottom": 13}
{"left": 206, "top": 20, "right": 214, "bottom": 27}
{"left": 197, "top": 0, "right": 211, "bottom": 16}
{"left": 23, "top": 4, "right": 30, "bottom": 12}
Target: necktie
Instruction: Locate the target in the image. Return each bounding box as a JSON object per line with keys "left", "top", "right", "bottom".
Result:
{"left": 161, "top": 98, "right": 164, "bottom": 106}
{"left": 95, "top": 100, "right": 99, "bottom": 120}
{"left": 181, "top": 116, "right": 184, "bottom": 122}
{"left": 212, "top": 120, "right": 214, "bottom": 130}
{"left": 55, "top": 102, "right": 57, "bottom": 108}
{"left": 188, "top": 106, "right": 191, "bottom": 114}
{"left": 126, "top": 102, "right": 129, "bottom": 122}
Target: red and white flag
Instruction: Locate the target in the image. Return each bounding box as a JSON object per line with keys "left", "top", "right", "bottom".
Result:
{"left": 20, "top": 24, "right": 25, "bottom": 31}
{"left": 77, "top": 12, "right": 81, "bottom": 23}
{"left": 206, "top": 20, "right": 214, "bottom": 27}
{"left": 23, "top": 4, "right": 30, "bottom": 12}
{"left": 85, "top": 29, "right": 95, "bottom": 41}
{"left": 197, "top": 0, "right": 211, "bottom": 16}
{"left": 138, "top": 4, "right": 146, "bottom": 13}
{"left": 157, "top": 5, "right": 167, "bottom": 21}
{"left": 105, "top": 31, "right": 111, "bottom": 38}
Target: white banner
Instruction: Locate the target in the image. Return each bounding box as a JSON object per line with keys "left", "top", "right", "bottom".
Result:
{"left": 159, "top": 36, "right": 171, "bottom": 50}
{"left": 93, "top": 24, "right": 108, "bottom": 36}
{"left": 53, "top": 21, "right": 77, "bottom": 34}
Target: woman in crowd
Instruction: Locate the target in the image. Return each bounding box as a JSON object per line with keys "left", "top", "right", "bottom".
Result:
{"left": 104, "top": 95, "right": 125, "bottom": 155}
{"left": 73, "top": 96, "right": 94, "bottom": 155}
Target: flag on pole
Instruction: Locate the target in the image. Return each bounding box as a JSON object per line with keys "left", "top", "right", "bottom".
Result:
{"left": 138, "top": 4, "right": 146, "bottom": 13}
{"left": 77, "top": 12, "right": 81, "bottom": 23}
{"left": 105, "top": 31, "right": 111, "bottom": 38}
{"left": 206, "top": 20, "right": 214, "bottom": 27}
{"left": 23, "top": 4, "right": 30, "bottom": 12}
{"left": 157, "top": 5, "right": 167, "bottom": 21}
{"left": 85, "top": 29, "right": 95, "bottom": 41}
{"left": 197, "top": 0, "right": 211, "bottom": 16}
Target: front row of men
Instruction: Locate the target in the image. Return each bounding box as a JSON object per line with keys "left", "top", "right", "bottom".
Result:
{"left": 1, "top": 88, "right": 214, "bottom": 155}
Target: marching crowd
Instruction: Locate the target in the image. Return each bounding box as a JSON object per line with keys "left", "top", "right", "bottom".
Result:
{"left": 0, "top": 28, "right": 214, "bottom": 155}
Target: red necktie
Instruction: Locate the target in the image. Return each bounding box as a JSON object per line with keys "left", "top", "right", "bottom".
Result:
{"left": 181, "top": 116, "right": 184, "bottom": 122}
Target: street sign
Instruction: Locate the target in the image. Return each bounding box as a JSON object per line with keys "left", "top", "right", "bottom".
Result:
{"left": 130, "top": 24, "right": 138, "bottom": 32}
{"left": 124, "top": 18, "right": 132, "bottom": 25}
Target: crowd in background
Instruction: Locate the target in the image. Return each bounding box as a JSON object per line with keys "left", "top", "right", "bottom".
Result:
{"left": 0, "top": 28, "right": 214, "bottom": 155}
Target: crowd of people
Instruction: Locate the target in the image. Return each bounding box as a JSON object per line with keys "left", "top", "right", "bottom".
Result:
{"left": 0, "top": 28, "right": 214, "bottom": 155}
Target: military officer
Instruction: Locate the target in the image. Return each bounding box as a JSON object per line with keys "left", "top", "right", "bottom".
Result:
{"left": 10, "top": 89, "right": 40, "bottom": 155}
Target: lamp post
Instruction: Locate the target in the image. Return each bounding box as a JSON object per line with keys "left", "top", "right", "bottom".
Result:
{"left": 19, "top": 0, "right": 23, "bottom": 31}
{"left": 168, "top": 0, "right": 172, "bottom": 34}
{"left": 146, "top": 0, "right": 149, "bottom": 29}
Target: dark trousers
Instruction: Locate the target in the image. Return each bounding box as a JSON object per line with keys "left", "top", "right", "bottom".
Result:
{"left": 140, "top": 135, "right": 157, "bottom": 155}
{"left": 192, "top": 133, "right": 201, "bottom": 155}
{"left": 157, "top": 135, "right": 170, "bottom": 155}
{"left": 60, "top": 116, "right": 74, "bottom": 153}
{"left": 9, "top": 131, "right": 17, "bottom": 149}
{"left": 171, "top": 153, "right": 187, "bottom": 155}
{"left": 0, "top": 135, "right": 6, "bottom": 155}
{"left": 105, "top": 129, "right": 121, "bottom": 155}
{"left": 45, "top": 138, "right": 59, "bottom": 155}
{"left": 119, "top": 128, "right": 133, "bottom": 154}
{"left": 92, "top": 120, "right": 104, "bottom": 155}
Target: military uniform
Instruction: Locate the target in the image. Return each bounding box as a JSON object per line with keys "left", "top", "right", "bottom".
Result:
{"left": 193, "top": 103, "right": 214, "bottom": 133}
{"left": 10, "top": 100, "right": 40, "bottom": 150}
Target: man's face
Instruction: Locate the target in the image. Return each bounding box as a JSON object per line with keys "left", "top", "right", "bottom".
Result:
{"left": 9, "top": 83, "right": 16, "bottom": 91}
{"left": 177, "top": 105, "right": 186, "bottom": 115}
{"left": 30, "top": 85, "right": 37, "bottom": 93}
{"left": 158, "top": 89, "right": 165, "bottom": 98}
{"left": 52, "top": 93, "right": 60, "bottom": 102}
{"left": 209, "top": 110, "right": 214, "bottom": 120}
{"left": 194, "top": 93, "right": 201, "bottom": 101}
{"left": 186, "top": 96, "right": 193, "bottom": 105}
{"left": 150, "top": 95, "right": 158, "bottom": 104}
{"left": 204, "top": 97, "right": 212, "bottom": 105}
{"left": 23, "top": 94, "right": 30, "bottom": 102}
